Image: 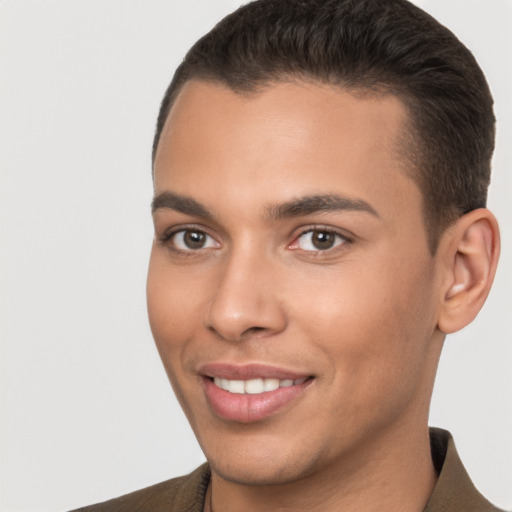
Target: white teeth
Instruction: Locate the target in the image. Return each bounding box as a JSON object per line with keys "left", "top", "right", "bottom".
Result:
{"left": 213, "top": 376, "right": 306, "bottom": 394}
{"left": 228, "top": 380, "right": 245, "bottom": 394}
{"left": 245, "top": 378, "right": 264, "bottom": 394}
{"left": 263, "top": 378, "right": 280, "bottom": 392}
{"left": 214, "top": 377, "right": 230, "bottom": 391}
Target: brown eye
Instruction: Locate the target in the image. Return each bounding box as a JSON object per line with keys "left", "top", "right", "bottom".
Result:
{"left": 172, "top": 229, "right": 219, "bottom": 251}
{"left": 296, "top": 229, "right": 346, "bottom": 251}
{"left": 184, "top": 230, "right": 206, "bottom": 249}
{"left": 312, "top": 231, "right": 336, "bottom": 250}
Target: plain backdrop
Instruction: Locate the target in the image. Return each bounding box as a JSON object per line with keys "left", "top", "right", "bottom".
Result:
{"left": 1, "top": 1, "right": 511, "bottom": 511}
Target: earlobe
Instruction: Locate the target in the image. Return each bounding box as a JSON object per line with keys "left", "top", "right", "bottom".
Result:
{"left": 437, "top": 209, "right": 500, "bottom": 334}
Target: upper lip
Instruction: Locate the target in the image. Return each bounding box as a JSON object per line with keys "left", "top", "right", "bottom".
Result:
{"left": 198, "top": 362, "right": 311, "bottom": 381}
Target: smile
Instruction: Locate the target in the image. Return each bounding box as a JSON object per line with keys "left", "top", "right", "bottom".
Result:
{"left": 212, "top": 377, "right": 308, "bottom": 395}
{"left": 199, "top": 364, "right": 313, "bottom": 422}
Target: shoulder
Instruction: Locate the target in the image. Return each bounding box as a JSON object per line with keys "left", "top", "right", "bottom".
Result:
{"left": 426, "top": 428, "right": 507, "bottom": 512}
{"left": 69, "top": 464, "right": 210, "bottom": 512}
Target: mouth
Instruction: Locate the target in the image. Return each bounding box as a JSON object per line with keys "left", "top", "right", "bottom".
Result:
{"left": 211, "top": 376, "right": 309, "bottom": 395}
{"left": 199, "top": 363, "right": 314, "bottom": 422}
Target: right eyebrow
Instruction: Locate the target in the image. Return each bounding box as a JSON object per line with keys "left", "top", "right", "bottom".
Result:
{"left": 151, "top": 191, "right": 212, "bottom": 219}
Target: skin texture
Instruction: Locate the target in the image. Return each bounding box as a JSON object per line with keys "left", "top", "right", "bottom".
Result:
{"left": 147, "top": 80, "right": 499, "bottom": 512}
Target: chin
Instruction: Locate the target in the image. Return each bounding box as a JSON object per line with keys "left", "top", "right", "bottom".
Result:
{"left": 201, "top": 432, "right": 327, "bottom": 487}
{"left": 209, "top": 456, "right": 310, "bottom": 486}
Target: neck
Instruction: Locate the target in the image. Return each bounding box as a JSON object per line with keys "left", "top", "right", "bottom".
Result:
{"left": 208, "top": 424, "right": 437, "bottom": 512}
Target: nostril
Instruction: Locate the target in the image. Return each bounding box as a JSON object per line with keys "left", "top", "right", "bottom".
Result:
{"left": 242, "top": 326, "right": 267, "bottom": 337}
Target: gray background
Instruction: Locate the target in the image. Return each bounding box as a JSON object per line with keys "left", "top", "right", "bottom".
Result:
{"left": 1, "top": 1, "right": 511, "bottom": 510}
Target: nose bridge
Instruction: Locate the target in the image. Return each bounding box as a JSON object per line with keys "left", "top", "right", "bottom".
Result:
{"left": 203, "top": 242, "right": 286, "bottom": 342}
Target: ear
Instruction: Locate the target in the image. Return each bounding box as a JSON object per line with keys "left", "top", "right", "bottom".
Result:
{"left": 437, "top": 208, "right": 500, "bottom": 334}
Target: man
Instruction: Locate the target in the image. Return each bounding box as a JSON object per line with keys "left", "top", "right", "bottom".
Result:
{"left": 74, "top": 0, "right": 504, "bottom": 510}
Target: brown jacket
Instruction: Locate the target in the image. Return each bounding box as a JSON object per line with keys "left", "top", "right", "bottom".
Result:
{"left": 71, "top": 429, "right": 505, "bottom": 512}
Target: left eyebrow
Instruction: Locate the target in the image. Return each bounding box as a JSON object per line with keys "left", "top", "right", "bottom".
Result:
{"left": 266, "top": 194, "right": 379, "bottom": 220}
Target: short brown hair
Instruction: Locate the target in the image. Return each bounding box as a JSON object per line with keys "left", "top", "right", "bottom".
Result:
{"left": 152, "top": 0, "right": 495, "bottom": 252}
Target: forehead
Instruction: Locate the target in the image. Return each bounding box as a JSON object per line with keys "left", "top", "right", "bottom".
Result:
{"left": 156, "top": 79, "right": 410, "bottom": 166}
{"left": 153, "top": 80, "right": 422, "bottom": 227}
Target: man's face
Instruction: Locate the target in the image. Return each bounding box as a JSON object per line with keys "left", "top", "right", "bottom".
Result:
{"left": 148, "top": 80, "right": 444, "bottom": 485}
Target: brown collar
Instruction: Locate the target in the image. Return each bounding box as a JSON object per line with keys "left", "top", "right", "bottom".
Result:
{"left": 423, "top": 428, "right": 503, "bottom": 511}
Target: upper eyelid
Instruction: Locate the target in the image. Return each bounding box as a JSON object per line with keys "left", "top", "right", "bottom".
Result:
{"left": 163, "top": 224, "right": 352, "bottom": 239}
{"left": 291, "top": 224, "right": 353, "bottom": 241}
{"left": 161, "top": 224, "right": 217, "bottom": 239}
{"left": 152, "top": 210, "right": 225, "bottom": 238}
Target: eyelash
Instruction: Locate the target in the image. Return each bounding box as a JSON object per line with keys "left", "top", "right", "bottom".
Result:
{"left": 289, "top": 226, "right": 353, "bottom": 255}
{"left": 158, "top": 225, "right": 353, "bottom": 256}
{"left": 158, "top": 225, "right": 219, "bottom": 256}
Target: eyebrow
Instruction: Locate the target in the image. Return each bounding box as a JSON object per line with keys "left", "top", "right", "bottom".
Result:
{"left": 151, "top": 191, "right": 212, "bottom": 218}
{"left": 151, "top": 191, "right": 379, "bottom": 220}
{"left": 266, "top": 194, "right": 379, "bottom": 219}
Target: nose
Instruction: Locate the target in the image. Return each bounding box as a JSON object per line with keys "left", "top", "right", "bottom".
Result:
{"left": 202, "top": 249, "right": 288, "bottom": 342}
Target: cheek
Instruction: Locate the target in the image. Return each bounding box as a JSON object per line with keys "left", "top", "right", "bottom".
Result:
{"left": 146, "top": 250, "right": 210, "bottom": 420}
{"left": 294, "top": 253, "right": 437, "bottom": 404}
{"left": 146, "top": 249, "right": 204, "bottom": 365}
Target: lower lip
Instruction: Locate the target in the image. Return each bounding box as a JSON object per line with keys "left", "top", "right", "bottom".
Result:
{"left": 203, "top": 377, "right": 311, "bottom": 423}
